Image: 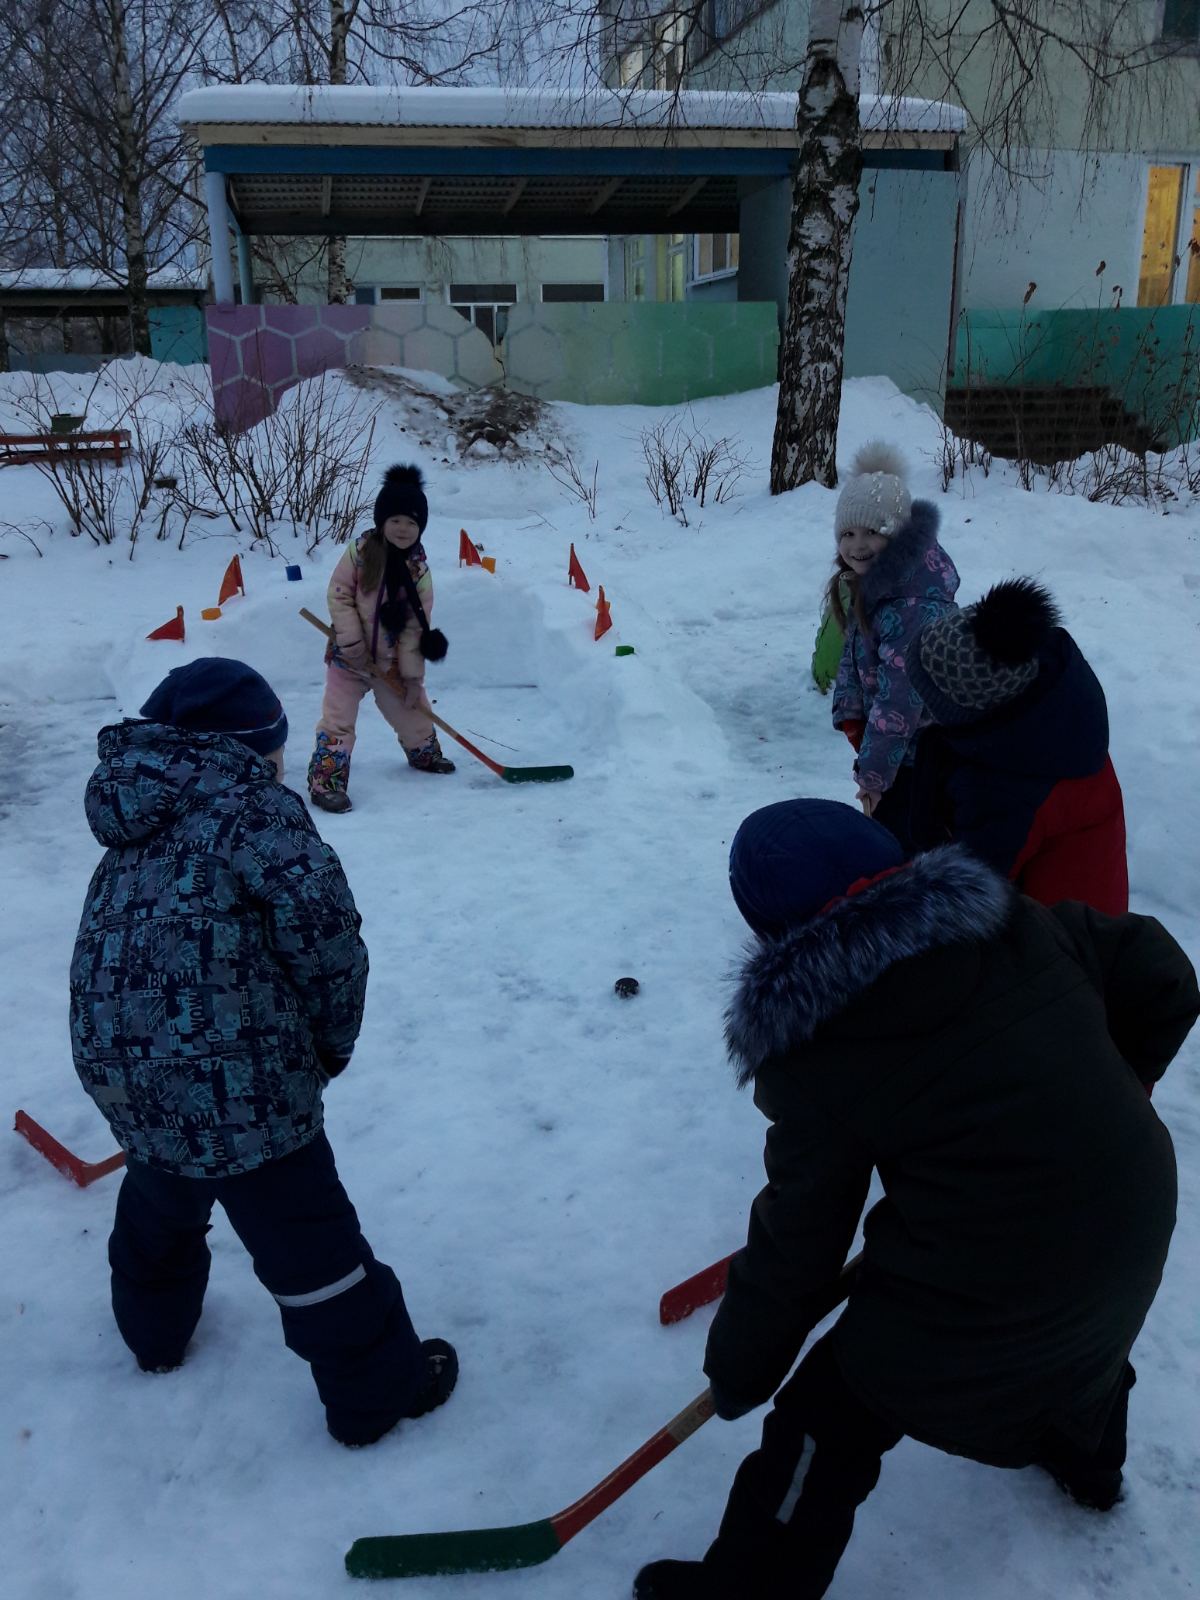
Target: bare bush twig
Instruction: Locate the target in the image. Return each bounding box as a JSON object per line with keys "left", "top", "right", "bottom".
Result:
{"left": 545, "top": 446, "right": 600, "bottom": 518}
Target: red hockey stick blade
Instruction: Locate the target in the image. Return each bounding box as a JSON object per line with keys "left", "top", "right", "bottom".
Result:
{"left": 14, "top": 1110, "right": 126, "bottom": 1187}
{"left": 345, "top": 1389, "right": 716, "bottom": 1579}
{"left": 659, "top": 1253, "right": 733, "bottom": 1325}
{"left": 659, "top": 1247, "right": 864, "bottom": 1327}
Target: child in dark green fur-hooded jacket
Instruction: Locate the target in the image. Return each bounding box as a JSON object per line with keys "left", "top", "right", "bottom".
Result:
{"left": 634, "top": 798, "right": 1196, "bottom": 1600}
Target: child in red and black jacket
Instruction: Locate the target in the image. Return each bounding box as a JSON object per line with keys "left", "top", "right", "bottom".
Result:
{"left": 907, "top": 578, "right": 1128, "bottom": 915}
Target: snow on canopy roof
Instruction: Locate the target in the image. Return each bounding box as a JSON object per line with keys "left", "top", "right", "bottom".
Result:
{"left": 176, "top": 83, "right": 966, "bottom": 137}
{"left": 0, "top": 268, "right": 204, "bottom": 292}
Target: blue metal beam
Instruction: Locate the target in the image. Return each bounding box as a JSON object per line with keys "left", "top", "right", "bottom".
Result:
{"left": 204, "top": 144, "right": 799, "bottom": 178}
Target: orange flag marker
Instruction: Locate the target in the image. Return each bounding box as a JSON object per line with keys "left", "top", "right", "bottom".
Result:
{"left": 568, "top": 543, "right": 591, "bottom": 593}
{"left": 594, "top": 585, "right": 612, "bottom": 642}
{"left": 218, "top": 555, "right": 244, "bottom": 606}
{"left": 147, "top": 606, "right": 185, "bottom": 642}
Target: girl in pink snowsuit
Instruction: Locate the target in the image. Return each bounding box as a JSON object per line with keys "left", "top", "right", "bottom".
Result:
{"left": 307, "top": 464, "right": 453, "bottom": 813}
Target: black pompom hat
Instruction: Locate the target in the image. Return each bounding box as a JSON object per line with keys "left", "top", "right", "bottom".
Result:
{"left": 910, "top": 578, "right": 1061, "bottom": 725}
{"left": 374, "top": 463, "right": 428, "bottom": 534}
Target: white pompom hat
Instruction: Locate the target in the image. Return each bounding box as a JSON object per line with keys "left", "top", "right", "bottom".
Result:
{"left": 834, "top": 442, "right": 912, "bottom": 539}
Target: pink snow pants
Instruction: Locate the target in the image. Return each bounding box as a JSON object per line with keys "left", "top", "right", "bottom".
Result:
{"left": 315, "top": 663, "right": 435, "bottom": 757}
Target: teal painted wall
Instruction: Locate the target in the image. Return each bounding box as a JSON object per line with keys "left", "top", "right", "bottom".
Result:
{"left": 500, "top": 302, "right": 779, "bottom": 404}
{"left": 149, "top": 305, "right": 207, "bottom": 365}
{"left": 844, "top": 170, "right": 960, "bottom": 407}
{"left": 734, "top": 169, "right": 959, "bottom": 406}
{"left": 951, "top": 307, "right": 1200, "bottom": 445}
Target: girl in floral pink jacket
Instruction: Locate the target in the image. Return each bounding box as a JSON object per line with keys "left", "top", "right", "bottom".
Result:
{"left": 827, "top": 444, "right": 959, "bottom": 849}
{"left": 307, "top": 465, "right": 452, "bottom": 814}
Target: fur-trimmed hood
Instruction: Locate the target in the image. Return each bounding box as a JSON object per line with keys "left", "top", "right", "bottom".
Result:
{"left": 725, "top": 846, "right": 1014, "bottom": 1083}
{"left": 858, "top": 499, "right": 948, "bottom": 613}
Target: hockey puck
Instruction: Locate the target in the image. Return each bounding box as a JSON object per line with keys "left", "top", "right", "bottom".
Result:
{"left": 614, "top": 976, "right": 640, "bottom": 998}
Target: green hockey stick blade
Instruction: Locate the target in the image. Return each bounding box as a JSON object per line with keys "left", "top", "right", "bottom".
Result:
{"left": 345, "top": 1518, "right": 562, "bottom": 1579}
{"left": 500, "top": 764, "right": 574, "bottom": 784}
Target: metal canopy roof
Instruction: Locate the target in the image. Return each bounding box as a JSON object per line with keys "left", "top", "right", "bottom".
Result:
{"left": 179, "top": 86, "right": 960, "bottom": 238}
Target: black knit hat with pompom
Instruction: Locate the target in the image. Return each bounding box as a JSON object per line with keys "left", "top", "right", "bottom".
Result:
{"left": 909, "top": 578, "right": 1061, "bottom": 725}
{"left": 374, "top": 463, "right": 428, "bottom": 534}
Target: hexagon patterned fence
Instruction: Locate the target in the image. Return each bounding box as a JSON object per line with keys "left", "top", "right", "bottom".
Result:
{"left": 207, "top": 301, "right": 779, "bottom": 429}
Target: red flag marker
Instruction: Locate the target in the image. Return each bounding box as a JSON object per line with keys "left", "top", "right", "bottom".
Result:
{"left": 218, "top": 554, "right": 244, "bottom": 606}
{"left": 459, "top": 529, "right": 483, "bottom": 567}
{"left": 594, "top": 585, "right": 612, "bottom": 641}
{"left": 568, "top": 542, "right": 591, "bottom": 592}
{"left": 146, "top": 605, "right": 185, "bottom": 642}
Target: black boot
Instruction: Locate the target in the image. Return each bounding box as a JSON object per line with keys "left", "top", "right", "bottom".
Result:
{"left": 633, "top": 1561, "right": 721, "bottom": 1599}
{"left": 405, "top": 1338, "right": 459, "bottom": 1418}
{"left": 1038, "top": 1461, "right": 1123, "bottom": 1512}
{"left": 309, "top": 788, "right": 352, "bottom": 814}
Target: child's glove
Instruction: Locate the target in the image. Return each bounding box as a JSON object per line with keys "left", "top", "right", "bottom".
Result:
{"left": 330, "top": 638, "right": 370, "bottom": 674}
{"left": 709, "top": 1381, "right": 759, "bottom": 1422}
{"left": 316, "top": 1050, "right": 351, "bottom": 1085}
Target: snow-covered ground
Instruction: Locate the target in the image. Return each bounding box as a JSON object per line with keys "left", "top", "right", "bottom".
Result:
{"left": 1, "top": 365, "right": 1197, "bottom": 1600}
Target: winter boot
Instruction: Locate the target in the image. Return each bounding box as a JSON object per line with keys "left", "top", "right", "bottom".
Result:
{"left": 327, "top": 1341, "right": 458, "bottom": 1449}
{"left": 633, "top": 1561, "right": 723, "bottom": 1600}
{"left": 308, "top": 731, "right": 353, "bottom": 811}
{"left": 405, "top": 1338, "right": 459, "bottom": 1418}
{"left": 309, "top": 788, "right": 353, "bottom": 815}
{"left": 1039, "top": 1461, "right": 1123, "bottom": 1512}
{"left": 405, "top": 733, "right": 456, "bottom": 775}
{"left": 137, "top": 1356, "right": 185, "bottom": 1375}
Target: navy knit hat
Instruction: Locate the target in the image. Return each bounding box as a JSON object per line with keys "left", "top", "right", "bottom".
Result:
{"left": 373, "top": 463, "right": 428, "bottom": 533}
{"left": 729, "top": 799, "right": 905, "bottom": 939}
{"left": 140, "top": 658, "right": 288, "bottom": 757}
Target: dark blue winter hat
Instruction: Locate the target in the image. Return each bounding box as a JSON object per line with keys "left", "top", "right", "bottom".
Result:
{"left": 140, "top": 658, "right": 288, "bottom": 757}
{"left": 373, "top": 463, "right": 428, "bottom": 533}
{"left": 729, "top": 799, "right": 905, "bottom": 939}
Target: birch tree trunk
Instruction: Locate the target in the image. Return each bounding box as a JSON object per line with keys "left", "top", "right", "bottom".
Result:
{"left": 107, "top": 0, "right": 153, "bottom": 355}
{"left": 769, "top": 0, "right": 864, "bottom": 494}
{"left": 325, "top": 0, "right": 352, "bottom": 304}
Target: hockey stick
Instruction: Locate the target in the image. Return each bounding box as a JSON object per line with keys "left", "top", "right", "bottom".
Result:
{"left": 14, "top": 1110, "right": 125, "bottom": 1187}
{"left": 659, "top": 1253, "right": 735, "bottom": 1326}
{"left": 300, "top": 610, "right": 573, "bottom": 785}
{"left": 344, "top": 1255, "right": 859, "bottom": 1580}
{"left": 660, "top": 1247, "right": 863, "bottom": 1327}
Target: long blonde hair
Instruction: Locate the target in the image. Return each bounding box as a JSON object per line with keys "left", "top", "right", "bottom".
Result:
{"left": 825, "top": 558, "right": 869, "bottom": 631}
{"left": 356, "top": 529, "right": 388, "bottom": 594}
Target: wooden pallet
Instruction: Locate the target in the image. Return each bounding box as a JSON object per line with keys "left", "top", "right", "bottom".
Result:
{"left": 0, "top": 429, "right": 132, "bottom": 466}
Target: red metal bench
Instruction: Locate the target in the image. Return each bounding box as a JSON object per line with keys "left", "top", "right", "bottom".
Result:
{"left": 0, "top": 429, "right": 132, "bottom": 466}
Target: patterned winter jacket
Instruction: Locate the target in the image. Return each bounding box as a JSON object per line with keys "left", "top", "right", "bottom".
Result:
{"left": 70, "top": 720, "right": 368, "bottom": 1179}
{"left": 831, "top": 502, "right": 959, "bottom": 794}
{"left": 327, "top": 532, "right": 433, "bottom": 683}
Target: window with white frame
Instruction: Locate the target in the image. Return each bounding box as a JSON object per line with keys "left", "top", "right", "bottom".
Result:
{"left": 378, "top": 285, "right": 422, "bottom": 301}
{"left": 624, "top": 238, "right": 647, "bottom": 302}
{"left": 1137, "top": 164, "right": 1200, "bottom": 306}
{"left": 694, "top": 232, "right": 740, "bottom": 281}
{"left": 666, "top": 233, "right": 688, "bottom": 301}
{"left": 1159, "top": 0, "right": 1200, "bottom": 44}
{"left": 448, "top": 282, "right": 517, "bottom": 344}
{"left": 653, "top": 12, "right": 688, "bottom": 88}
{"left": 618, "top": 42, "right": 647, "bottom": 86}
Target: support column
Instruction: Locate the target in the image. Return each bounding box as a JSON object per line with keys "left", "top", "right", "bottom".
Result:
{"left": 203, "top": 169, "right": 235, "bottom": 305}
{"left": 235, "top": 229, "right": 254, "bottom": 306}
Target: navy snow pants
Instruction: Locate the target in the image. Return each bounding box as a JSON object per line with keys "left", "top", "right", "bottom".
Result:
{"left": 701, "top": 1335, "right": 1137, "bottom": 1599}
{"left": 702, "top": 1335, "right": 903, "bottom": 1599}
{"left": 108, "top": 1130, "right": 426, "bottom": 1444}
